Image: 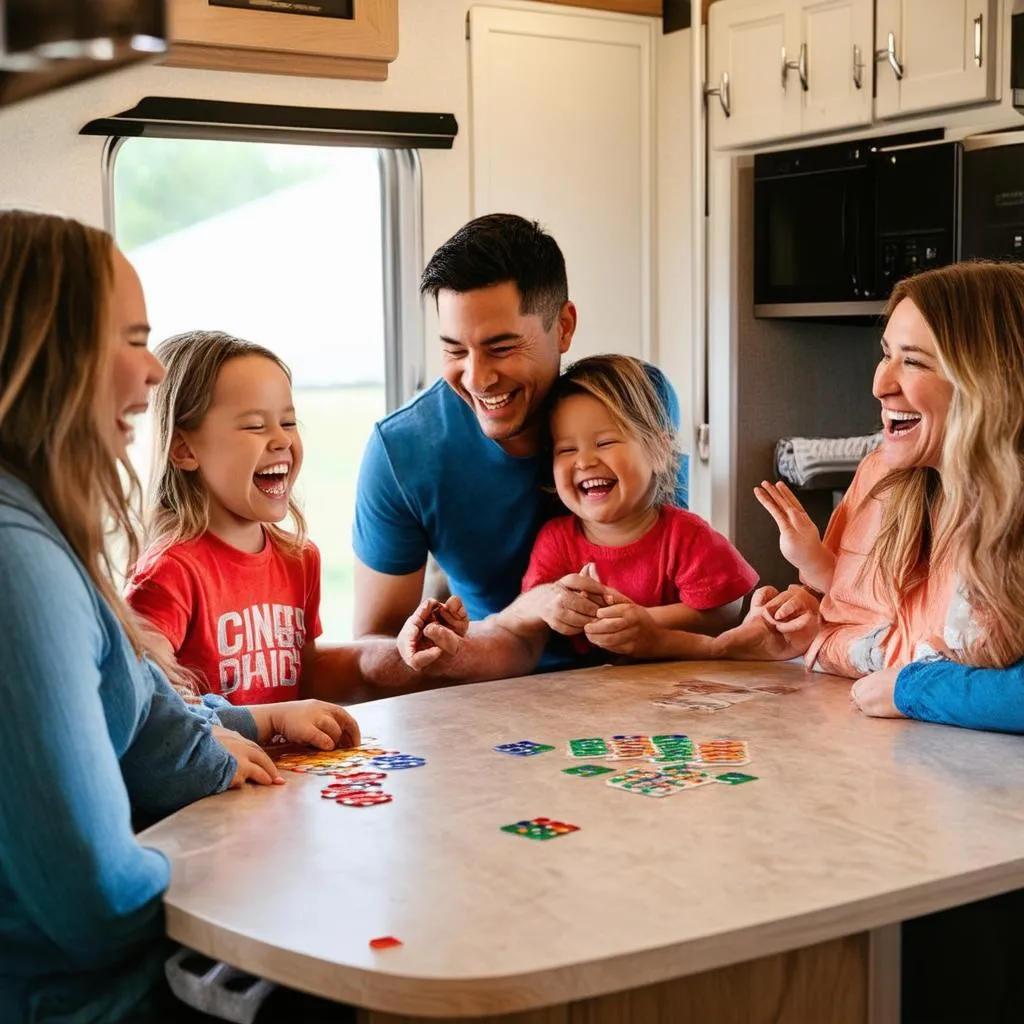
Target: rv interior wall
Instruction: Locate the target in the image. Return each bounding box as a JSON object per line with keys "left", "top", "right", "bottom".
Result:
{"left": 733, "top": 163, "right": 880, "bottom": 590}
{"left": 0, "top": 0, "right": 695, "bottom": 469}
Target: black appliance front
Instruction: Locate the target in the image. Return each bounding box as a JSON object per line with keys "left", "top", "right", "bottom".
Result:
{"left": 961, "top": 132, "right": 1024, "bottom": 261}
{"left": 754, "top": 140, "right": 876, "bottom": 315}
{"left": 753, "top": 129, "right": 956, "bottom": 319}
{"left": 875, "top": 139, "right": 961, "bottom": 295}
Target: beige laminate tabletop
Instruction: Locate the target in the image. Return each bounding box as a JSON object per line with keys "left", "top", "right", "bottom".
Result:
{"left": 141, "top": 660, "right": 1024, "bottom": 1018}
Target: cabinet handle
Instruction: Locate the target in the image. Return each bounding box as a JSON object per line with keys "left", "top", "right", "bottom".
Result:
{"left": 781, "top": 42, "right": 809, "bottom": 91}
{"left": 704, "top": 71, "right": 731, "bottom": 118}
{"left": 852, "top": 43, "right": 864, "bottom": 89}
{"left": 974, "top": 14, "right": 983, "bottom": 67}
{"left": 874, "top": 30, "right": 904, "bottom": 81}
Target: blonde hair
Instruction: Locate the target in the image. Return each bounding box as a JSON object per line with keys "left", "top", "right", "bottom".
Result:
{"left": 0, "top": 209, "right": 145, "bottom": 651}
{"left": 146, "top": 330, "right": 307, "bottom": 556}
{"left": 864, "top": 261, "right": 1024, "bottom": 667}
{"left": 550, "top": 354, "right": 679, "bottom": 506}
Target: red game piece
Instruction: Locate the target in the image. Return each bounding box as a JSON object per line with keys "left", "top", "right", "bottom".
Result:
{"left": 369, "top": 936, "right": 402, "bottom": 950}
{"left": 337, "top": 791, "right": 393, "bottom": 807}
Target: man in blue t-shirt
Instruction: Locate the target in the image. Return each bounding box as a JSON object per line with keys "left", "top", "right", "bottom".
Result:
{"left": 349, "top": 214, "right": 687, "bottom": 682}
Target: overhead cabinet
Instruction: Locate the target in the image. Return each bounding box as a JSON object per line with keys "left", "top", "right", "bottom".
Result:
{"left": 874, "top": 0, "right": 998, "bottom": 118}
{"left": 708, "top": 0, "right": 873, "bottom": 148}
{"left": 165, "top": 0, "right": 398, "bottom": 81}
{"left": 708, "top": 0, "right": 1000, "bottom": 149}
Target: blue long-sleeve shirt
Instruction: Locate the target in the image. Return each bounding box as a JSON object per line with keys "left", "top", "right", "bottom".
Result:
{"left": 0, "top": 472, "right": 255, "bottom": 1023}
{"left": 896, "top": 658, "right": 1024, "bottom": 733}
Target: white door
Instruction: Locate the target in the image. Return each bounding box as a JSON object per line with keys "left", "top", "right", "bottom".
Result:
{"left": 799, "top": 0, "right": 873, "bottom": 135}
{"left": 875, "top": 0, "right": 998, "bottom": 119}
{"left": 708, "top": 0, "right": 798, "bottom": 149}
{"left": 469, "top": 5, "right": 653, "bottom": 361}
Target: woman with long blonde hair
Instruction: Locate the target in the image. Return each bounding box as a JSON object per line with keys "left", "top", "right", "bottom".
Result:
{"left": 0, "top": 210, "right": 359, "bottom": 1023}
{"left": 751, "top": 260, "right": 1024, "bottom": 730}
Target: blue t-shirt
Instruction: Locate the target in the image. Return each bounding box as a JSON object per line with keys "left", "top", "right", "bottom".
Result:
{"left": 353, "top": 365, "right": 688, "bottom": 622}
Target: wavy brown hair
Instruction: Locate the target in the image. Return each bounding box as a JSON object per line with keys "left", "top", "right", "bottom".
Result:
{"left": 864, "top": 261, "right": 1024, "bottom": 667}
{"left": 146, "top": 330, "right": 307, "bottom": 556}
{"left": 549, "top": 354, "right": 680, "bottom": 506}
{"left": 0, "top": 209, "right": 144, "bottom": 650}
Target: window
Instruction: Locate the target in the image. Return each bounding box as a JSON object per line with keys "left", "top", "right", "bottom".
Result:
{"left": 111, "top": 137, "right": 417, "bottom": 640}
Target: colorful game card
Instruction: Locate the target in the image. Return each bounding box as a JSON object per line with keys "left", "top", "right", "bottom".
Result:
{"left": 566, "top": 737, "right": 610, "bottom": 759}
{"left": 494, "top": 741, "right": 555, "bottom": 757}
{"left": 691, "top": 739, "right": 751, "bottom": 767}
{"left": 607, "top": 734, "right": 657, "bottom": 760}
{"left": 715, "top": 772, "right": 758, "bottom": 785}
{"left": 562, "top": 764, "right": 615, "bottom": 777}
{"left": 651, "top": 695, "right": 732, "bottom": 712}
{"left": 500, "top": 817, "right": 580, "bottom": 840}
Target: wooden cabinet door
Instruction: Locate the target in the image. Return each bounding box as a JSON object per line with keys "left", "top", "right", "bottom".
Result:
{"left": 798, "top": 0, "right": 873, "bottom": 135}
{"left": 166, "top": 0, "right": 398, "bottom": 80}
{"left": 875, "top": 0, "right": 998, "bottom": 118}
{"left": 708, "top": 0, "right": 799, "bottom": 149}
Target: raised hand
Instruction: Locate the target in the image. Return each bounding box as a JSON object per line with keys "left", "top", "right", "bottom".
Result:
{"left": 753, "top": 480, "right": 835, "bottom": 593}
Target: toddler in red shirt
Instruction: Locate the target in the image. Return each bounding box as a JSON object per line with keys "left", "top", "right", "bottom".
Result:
{"left": 127, "top": 330, "right": 354, "bottom": 706}
{"left": 399, "top": 354, "right": 757, "bottom": 668}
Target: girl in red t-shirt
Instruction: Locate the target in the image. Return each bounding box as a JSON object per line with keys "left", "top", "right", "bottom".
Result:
{"left": 399, "top": 354, "right": 758, "bottom": 668}
{"left": 128, "top": 330, "right": 357, "bottom": 706}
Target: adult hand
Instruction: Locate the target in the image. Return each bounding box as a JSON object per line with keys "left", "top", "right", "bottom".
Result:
{"left": 269, "top": 700, "right": 361, "bottom": 750}
{"left": 517, "top": 572, "right": 610, "bottom": 635}
{"left": 760, "top": 585, "right": 820, "bottom": 636}
{"left": 213, "top": 726, "right": 284, "bottom": 788}
{"left": 714, "top": 588, "right": 818, "bottom": 662}
{"left": 397, "top": 596, "right": 468, "bottom": 672}
{"left": 754, "top": 481, "right": 834, "bottom": 591}
{"left": 850, "top": 666, "right": 905, "bottom": 718}
{"left": 584, "top": 596, "right": 660, "bottom": 656}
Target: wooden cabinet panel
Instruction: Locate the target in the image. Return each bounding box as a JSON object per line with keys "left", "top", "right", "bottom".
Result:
{"left": 875, "top": 0, "right": 999, "bottom": 118}
{"left": 165, "top": 0, "right": 398, "bottom": 80}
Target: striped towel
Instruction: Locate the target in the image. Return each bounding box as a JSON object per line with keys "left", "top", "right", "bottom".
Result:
{"left": 775, "top": 432, "right": 883, "bottom": 488}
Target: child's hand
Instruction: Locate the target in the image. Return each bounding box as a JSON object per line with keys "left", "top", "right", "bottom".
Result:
{"left": 213, "top": 726, "right": 285, "bottom": 788}
{"left": 397, "top": 596, "right": 468, "bottom": 672}
{"left": 754, "top": 481, "right": 835, "bottom": 592}
{"left": 268, "top": 700, "right": 361, "bottom": 750}
{"left": 584, "top": 593, "right": 659, "bottom": 656}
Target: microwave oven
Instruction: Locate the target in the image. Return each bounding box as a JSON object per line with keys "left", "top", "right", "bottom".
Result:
{"left": 753, "top": 130, "right": 961, "bottom": 318}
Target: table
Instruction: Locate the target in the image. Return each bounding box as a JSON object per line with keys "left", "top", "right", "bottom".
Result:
{"left": 141, "top": 660, "right": 1024, "bottom": 1023}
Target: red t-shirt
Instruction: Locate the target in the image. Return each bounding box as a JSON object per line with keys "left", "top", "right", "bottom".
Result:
{"left": 127, "top": 531, "right": 323, "bottom": 706}
{"left": 522, "top": 505, "right": 758, "bottom": 617}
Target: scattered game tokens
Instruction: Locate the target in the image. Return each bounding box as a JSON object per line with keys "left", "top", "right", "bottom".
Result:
{"left": 321, "top": 781, "right": 383, "bottom": 797}
{"left": 336, "top": 791, "right": 393, "bottom": 807}
{"left": 501, "top": 817, "right": 580, "bottom": 840}
{"left": 328, "top": 770, "right": 387, "bottom": 782}
{"left": 369, "top": 754, "right": 426, "bottom": 770}
{"left": 562, "top": 764, "right": 615, "bottom": 777}
{"left": 715, "top": 772, "right": 758, "bottom": 785}
{"left": 494, "top": 741, "right": 555, "bottom": 757}
{"left": 369, "top": 936, "right": 402, "bottom": 950}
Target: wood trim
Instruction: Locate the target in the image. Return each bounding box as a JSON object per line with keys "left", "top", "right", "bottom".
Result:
{"left": 529, "top": 0, "right": 662, "bottom": 17}
{"left": 358, "top": 933, "right": 869, "bottom": 1024}
{"left": 167, "top": 0, "right": 398, "bottom": 62}
{"left": 867, "top": 925, "right": 901, "bottom": 1024}
{"left": 163, "top": 42, "right": 389, "bottom": 80}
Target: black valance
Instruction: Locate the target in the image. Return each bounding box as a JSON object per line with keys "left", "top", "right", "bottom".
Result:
{"left": 81, "top": 95, "right": 458, "bottom": 149}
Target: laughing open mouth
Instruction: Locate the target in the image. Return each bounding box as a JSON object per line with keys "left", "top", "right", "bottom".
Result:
{"left": 884, "top": 409, "right": 922, "bottom": 437}
{"left": 578, "top": 477, "right": 616, "bottom": 499}
{"left": 253, "top": 462, "right": 290, "bottom": 497}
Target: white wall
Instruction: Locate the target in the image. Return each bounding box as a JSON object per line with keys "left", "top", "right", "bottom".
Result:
{"left": 0, "top": 0, "right": 696, "bottom": 449}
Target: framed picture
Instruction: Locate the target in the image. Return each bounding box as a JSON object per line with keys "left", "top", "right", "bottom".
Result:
{"left": 209, "top": 0, "right": 354, "bottom": 16}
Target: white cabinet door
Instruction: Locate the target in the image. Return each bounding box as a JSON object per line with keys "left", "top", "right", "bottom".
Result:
{"left": 875, "top": 0, "right": 999, "bottom": 118}
{"left": 799, "top": 0, "right": 873, "bottom": 135}
{"left": 469, "top": 6, "right": 653, "bottom": 362}
{"left": 708, "top": 0, "right": 799, "bottom": 149}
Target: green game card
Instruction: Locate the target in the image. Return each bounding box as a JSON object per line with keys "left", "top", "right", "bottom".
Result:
{"left": 715, "top": 772, "right": 758, "bottom": 785}
{"left": 567, "top": 737, "right": 609, "bottom": 758}
{"left": 562, "top": 764, "right": 614, "bottom": 777}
